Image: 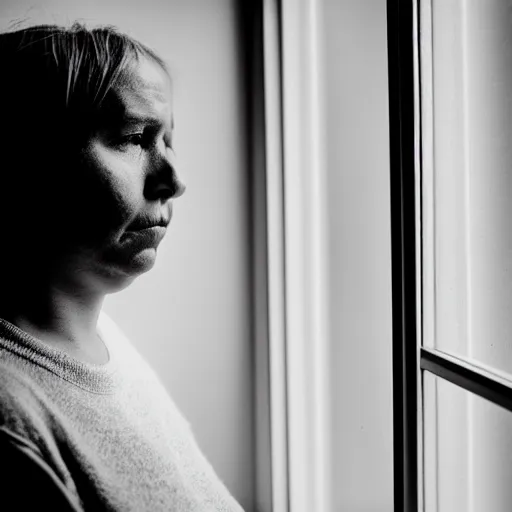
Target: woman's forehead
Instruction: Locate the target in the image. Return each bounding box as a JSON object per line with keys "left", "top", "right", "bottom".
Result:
{"left": 121, "top": 58, "right": 172, "bottom": 98}
{"left": 102, "top": 58, "right": 173, "bottom": 129}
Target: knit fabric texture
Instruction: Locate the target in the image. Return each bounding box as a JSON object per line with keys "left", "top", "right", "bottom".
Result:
{"left": 0, "top": 311, "right": 244, "bottom": 511}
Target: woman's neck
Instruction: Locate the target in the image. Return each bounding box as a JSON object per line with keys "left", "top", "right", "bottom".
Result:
{"left": 0, "top": 276, "right": 108, "bottom": 365}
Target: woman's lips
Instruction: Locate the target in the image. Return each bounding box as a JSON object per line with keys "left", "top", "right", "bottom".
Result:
{"left": 128, "top": 220, "right": 169, "bottom": 231}
{"left": 121, "top": 225, "right": 167, "bottom": 248}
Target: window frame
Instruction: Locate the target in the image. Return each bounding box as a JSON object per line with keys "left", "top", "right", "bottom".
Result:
{"left": 387, "top": 1, "right": 419, "bottom": 510}
{"left": 387, "top": 1, "right": 512, "bottom": 511}
{"left": 249, "top": 0, "right": 289, "bottom": 510}
{"left": 250, "top": 1, "right": 332, "bottom": 511}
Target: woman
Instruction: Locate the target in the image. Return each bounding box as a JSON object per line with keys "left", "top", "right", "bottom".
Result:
{"left": 0, "top": 23, "right": 244, "bottom": 511}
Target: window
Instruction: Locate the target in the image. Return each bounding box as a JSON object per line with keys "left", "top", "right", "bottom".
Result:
{"left": 389, "top": 1, "right": 512, "bottom": 511}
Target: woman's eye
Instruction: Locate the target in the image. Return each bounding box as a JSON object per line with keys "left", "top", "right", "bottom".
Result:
{"left": 124, "top": 133, "right": 145, "bottom": 146}
{"left": 115, "top": 129, "right": 165, "bottom": 152}
{"left": 112, "top": 131, "right": 150, "bottom": 150}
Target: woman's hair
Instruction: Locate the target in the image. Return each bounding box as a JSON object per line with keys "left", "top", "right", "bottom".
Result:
{"left": 0, "top": 22, "right": 167, "bottom": 156}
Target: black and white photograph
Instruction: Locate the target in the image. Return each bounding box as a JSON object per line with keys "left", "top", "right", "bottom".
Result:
{"left": 2, "top": 1, "right": 507, "bottom": 511}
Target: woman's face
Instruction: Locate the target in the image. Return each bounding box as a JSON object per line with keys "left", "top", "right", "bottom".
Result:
{"left": 43, "top": 56, "right": 185, "bottom": 292}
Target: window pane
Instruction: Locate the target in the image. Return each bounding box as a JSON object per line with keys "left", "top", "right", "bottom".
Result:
{"left": 424, "top": 0, "right": 512, "bottom": 377}
{"left": 424, "top": 372, "right": 512, "bottom": 512}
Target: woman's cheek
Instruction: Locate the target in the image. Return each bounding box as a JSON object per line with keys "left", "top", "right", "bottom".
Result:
{"left": 85, "top": 142, "right": 143, "bottom": 219}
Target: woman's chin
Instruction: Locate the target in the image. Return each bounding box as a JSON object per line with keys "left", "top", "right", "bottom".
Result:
{"left": 98, "top": 248, "right": 158, "bottom": 293}
{"left": 121, "top": 248, "right": 158, "bottom": 276}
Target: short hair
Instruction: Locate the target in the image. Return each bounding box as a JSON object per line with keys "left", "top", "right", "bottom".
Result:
{"left": 0, "top": 22, "right": 168, "bottom": 158}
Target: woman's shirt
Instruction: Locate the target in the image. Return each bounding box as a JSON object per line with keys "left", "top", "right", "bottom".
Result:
{"left": 0, "top": 312, "right": 244, "bottom": 512}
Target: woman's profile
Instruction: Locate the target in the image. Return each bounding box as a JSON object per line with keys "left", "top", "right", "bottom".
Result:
{"left": 0, "top": 22, "right": 244, "bottom": 511}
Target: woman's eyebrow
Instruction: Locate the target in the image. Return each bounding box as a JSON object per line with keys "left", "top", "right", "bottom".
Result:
{"left": 121, "top": 113, "right": 162, "bottom": 127}
{"left": 118, "top": 113, "right": 175, "bottom": 133}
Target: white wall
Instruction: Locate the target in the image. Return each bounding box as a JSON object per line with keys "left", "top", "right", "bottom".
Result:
{"left": 322, "top": 1, "right": 394, "bottom": 510}
{"left": 0, "top": 1, "right": 254, "bottom": 508}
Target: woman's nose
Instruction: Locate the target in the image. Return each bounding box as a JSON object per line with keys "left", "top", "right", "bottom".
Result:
{"left": 170, "top": 176, "right": 186, "bottom": 199}
{"left": 144, "top": 149, "right": 186, "bottom": 201}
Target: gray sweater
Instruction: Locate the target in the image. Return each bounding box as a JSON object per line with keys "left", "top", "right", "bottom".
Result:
{"left": 0, "top": 312, "right": 244, "bottom": 511}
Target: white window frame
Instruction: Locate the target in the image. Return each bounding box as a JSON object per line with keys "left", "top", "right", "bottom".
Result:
{"left": 253, "top": 1, "right": 332, "bottom": 511}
